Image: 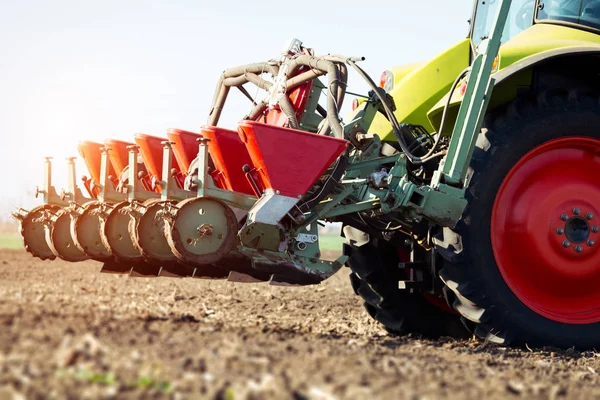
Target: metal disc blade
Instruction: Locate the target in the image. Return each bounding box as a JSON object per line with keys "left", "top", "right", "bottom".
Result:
{"left": 20, "top": 205, "right": 60, "bottom": 260}
{"left": 166, "top": 197, "right": 237, "bottom": 266}
{"left": 47, "top": 210, "right": 88, "bottom": 262}
{"left": 101, "top": 201, "right": 143, "bottom": 262}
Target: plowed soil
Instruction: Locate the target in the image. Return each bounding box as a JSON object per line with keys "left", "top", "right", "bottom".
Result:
{"left": 1, "top": 249, "right": 599, "bottom": 399}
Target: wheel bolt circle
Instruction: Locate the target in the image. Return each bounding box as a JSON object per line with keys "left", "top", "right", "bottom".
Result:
{"left": 573, "top": 208, "right": 581, "bottom": 215}
{"left": 575, "top": 245, "right": 584, "bottom": 253}
{"left": 586, "top": 212, "right": 594, "bottom": 220}
{"left": 561, "top": 214, "right": 569, "bottom": 221}
{"left": 557, "top": 227, "right": 565, "bottom": 235}
{"left": 563, "top": 240, "right": 571, "bottom": 248}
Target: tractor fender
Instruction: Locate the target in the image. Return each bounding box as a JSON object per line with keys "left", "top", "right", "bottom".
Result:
{"left": 494, "top": 45, "right": 600, "bottom": 85}
{"left": 427, "top": 46, "right": 600, "bottom": 134}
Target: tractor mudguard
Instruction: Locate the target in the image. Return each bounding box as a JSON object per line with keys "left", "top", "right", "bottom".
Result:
{"left": 350, "top": 38, "right": 471, "bottom": 141}
{"left": 428, "top": 24, "right": 600, "bottom": 134}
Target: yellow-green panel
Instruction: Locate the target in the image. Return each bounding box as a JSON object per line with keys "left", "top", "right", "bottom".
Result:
{"left": 386, "top": 62, "right": 425, "bottom": 87}
{"left": 499, "top": 23, "right": 600, "bottom": 70}
{"left": 427, "top": 24, "right": 600, "bottom": 133}
{"left": 362, "top": 39, "right": 471, "bottom": 142}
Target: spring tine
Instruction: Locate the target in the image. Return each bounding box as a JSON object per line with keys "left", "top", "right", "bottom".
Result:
{"left": 129, "top": 263, "right": 162, "bottom": 277}
{"left": 159, "top": 262, "right": 195, "bottom": 278}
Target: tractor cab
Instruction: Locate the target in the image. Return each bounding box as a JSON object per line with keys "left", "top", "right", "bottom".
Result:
{"left": 472, "top": 0, "right": 600, "bottom": 53}
{"left": 537, "top": 0, "right": 600, "bottom": 30}
{"left": 471, "top": 0, "right": 535, "bottom": 50}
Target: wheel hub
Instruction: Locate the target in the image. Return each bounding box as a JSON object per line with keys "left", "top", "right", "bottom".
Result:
{"left": 491, "top": 137, "right": 600, "bottom": 324}
{"left": 554, "top": 209, "right": 597, "bottom": 253}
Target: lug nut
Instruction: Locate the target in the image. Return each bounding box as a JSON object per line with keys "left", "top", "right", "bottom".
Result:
{"left": 575, "top": 245, "right": 584, "bottom": 253}
{"left": 593, "top": 226, "right": 599, "bottom": 233}
{"left": 588, "top": 239, "right": 595, "bottom": 247}
{"left": 573, "top": 208, "right": 581, "bottom": 215}
{"left": 561, "top": 214, "right": 569, "bottom": 221}
{"left": 556, "top": 228, "right": 565, "bottom": 235}
{"left": 586, "top": 212, "right": 594, "bottom": 220}
{"left": 563, "top": 240, "right": 571, "bottom": 248}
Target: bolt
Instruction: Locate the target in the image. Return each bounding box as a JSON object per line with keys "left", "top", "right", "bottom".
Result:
{"left": 196, "top": 224, "right": 213, "bottom": 237}
{"left": 563, "top": 240, "right": 571, "bottom": 248}
{"left": 573, "top": 208, "right": 581, "bottom": 215}
{"left": 593, "top": 226, "right": 599, "bottom": 233}
{"left": 556, "top": 228, "right": 565, "bottom": 235}
{"left": 575, "top": 245, "right": 584, "bottom": 253}
{"left": 586, "top": 212, "right": 594, "bottom": 220}
{"left": 588, "top": 239, "right": 595, "bottom": 247}
{"left": 561, "top": 214, "right": 569, "bottom": 221}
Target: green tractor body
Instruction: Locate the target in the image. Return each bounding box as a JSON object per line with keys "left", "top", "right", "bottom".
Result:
{"left": 13, "top": 0, "right": 600, "bottom": 348}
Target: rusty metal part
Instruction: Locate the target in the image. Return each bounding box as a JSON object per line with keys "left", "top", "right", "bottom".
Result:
{"left": 166, "top": 197, "right": 237, "bottom": 266}
{"left": 100, "top": 201, "right": 143, "bottom": 262}
{"left": 129, "top": 199, "right": 178, "bottom": 264}
{"left": 13, "top": 205, "right": 60, "bottom": 260}
{"left": 71, "top": 201, "right": 113, "bottom": 262}
{"left": 46, "top": 209, "right": 88, "bottom": 262}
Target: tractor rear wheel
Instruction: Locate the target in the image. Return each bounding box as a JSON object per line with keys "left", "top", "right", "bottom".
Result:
{"left": 436, "top": 89, "right": 600, "bottom": 348}
{"left": 345, "top": 229, "right": 470, "bottom": 338}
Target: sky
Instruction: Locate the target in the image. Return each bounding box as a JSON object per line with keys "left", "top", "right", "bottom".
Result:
{"left": 0, "top": 0, "right": 473, "bottom": 218}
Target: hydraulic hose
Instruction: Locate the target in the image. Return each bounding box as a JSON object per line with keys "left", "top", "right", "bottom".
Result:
{"left": 341, "top": 55, "right": 469, "bottom": 165}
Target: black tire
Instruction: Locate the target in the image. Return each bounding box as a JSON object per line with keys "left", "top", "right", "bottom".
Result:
{"left": 435, "top": 89, "right": 600, "bottom": 348}
{"left": 344, "top": 232, "right": 470, "bottom": 339}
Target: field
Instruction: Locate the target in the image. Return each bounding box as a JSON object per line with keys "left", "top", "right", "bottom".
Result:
{"left": 1, "top": 249, "right": 599, "bottom": 399}
{"left": 0, "top": 235, "right": 22, "bottom": 250}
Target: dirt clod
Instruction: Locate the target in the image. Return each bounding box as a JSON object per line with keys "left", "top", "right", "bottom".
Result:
{"left": 0, "top": 249, "right": 599, "bottom": 399}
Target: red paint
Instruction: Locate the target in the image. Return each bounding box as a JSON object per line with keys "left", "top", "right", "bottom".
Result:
{"left": 104, "top": 138, "right": 134, "bottom": 176}
{"left": 134, "top": 133, "right": 184, "bottom": 191}
{"left": 492, "top": 137, "right": 600, "bottom": 324}
{"left": 238, "top": 121, "right": 348, "bottom": 198}
{"left": 78, "top": 141, "right": 115, "bottom": 185}
{"left": 201, "top": 126, "right": 256, "bottom": 195}
{"left": 78, "top": 140, "right": 120, "bottom": 197}
{"left": 167, "top": 128, "right": 203, "bottom": 174}
{"left": 134, "top": 133, "right": 181, "bottom": 181}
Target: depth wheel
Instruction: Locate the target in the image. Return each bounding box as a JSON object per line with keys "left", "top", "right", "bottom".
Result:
{"left": 72, "top": 201, "right": 113, "bottom": 262}
{"left": 47, "top": 209, "right": 88, "bottom": 262}
{"left": 19, "top": 204, "right": 60, "bottom": 260}
{"left": 101, "top": 201, "right": 143, "bottom": 262}
{"left": 130, "top": 199, "right": 178, "bottom": 264}
{"left": 436, "top": 89, "right": 600, "bottom": 348}
{"left": 166, "top": 197, "right": 237, "bottom": 266}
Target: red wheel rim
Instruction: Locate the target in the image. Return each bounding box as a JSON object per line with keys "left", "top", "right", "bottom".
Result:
{"left": 492, "top": 137, "right": 600, "bottom": 324}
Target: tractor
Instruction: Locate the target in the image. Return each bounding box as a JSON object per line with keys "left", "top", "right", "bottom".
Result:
{"left": 12, "top": 0, "right": 600, "bottom": 348}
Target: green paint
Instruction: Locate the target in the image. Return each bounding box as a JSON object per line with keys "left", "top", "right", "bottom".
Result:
{"left": 353, "top": 39, "right": 471, "bottom": 141}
